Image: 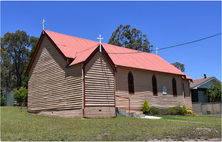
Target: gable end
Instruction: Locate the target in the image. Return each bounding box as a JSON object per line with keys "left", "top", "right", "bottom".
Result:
{"left": 82, "top": 46, "right": 116, "bottom": 72}
{"left": 25, "top": 31, "right": 67, "bottom": 76}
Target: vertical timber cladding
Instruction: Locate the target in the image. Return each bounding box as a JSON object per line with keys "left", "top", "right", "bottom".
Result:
{"left": 183, "top": 79, "right": 192, "bottom": 110}
{"left": 115, "top": 67, "right": 187, "bottom": 114}
{"left": 84, "top": 51, "right": 115, "bottom": 118}
{"left": 28, "top": 36, "right": 83, "bottom": 117}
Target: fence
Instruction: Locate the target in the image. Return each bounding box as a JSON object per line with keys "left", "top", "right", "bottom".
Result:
{"left": 192, "top": 102, "right": 221, "bottom": 115}
{"left": 5, "top": 92, "right": 15, "bottom": 106}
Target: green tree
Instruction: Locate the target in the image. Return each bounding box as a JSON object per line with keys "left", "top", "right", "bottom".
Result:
{"left": 182, "top": 104, "right": 188, "bottom": 114}
{"left": 0, "top": 48, "right": 14, "bottom": 92}
{"left": 206, "top": 81, "right": 221, "bottom": 102}
{"left": 143, "top": 100, "right": 150, "bottom": 114}
{"left": 1, "top": 30, "right": 38, "bottom": 89}
{"left": 14, "top": 87, "right": 27, "bottom": 102}
{"left": 108, "top": 24, "right": 153, "bottom": 52}
{"left": 171, "top": 62, "right": 185, "bottom": 72}
{"left": 22, "top": 38, "right": 39, "bottom": 88}
{"left": 0, "top": 87, "right": 5, "bottom": 106}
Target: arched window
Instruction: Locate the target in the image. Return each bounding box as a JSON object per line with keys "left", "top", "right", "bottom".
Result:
{"left": 152, "top": 75, "right": 158, "bottom": 95}
{"left": 172, "top": 77, "right": 177, "bottom": 96}
{"left": 183, "top": 83, "right": 185, "bottom": 98}
{"left": 128, "top": 72, "right": 134, "bottom": 94}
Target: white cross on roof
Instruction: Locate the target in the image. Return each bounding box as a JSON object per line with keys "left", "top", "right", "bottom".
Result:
{"left": 97, "top": 34, "right": 104, "bottom": 52}
{"left": 42, "top": 19, "right": 45, "bottom": 30}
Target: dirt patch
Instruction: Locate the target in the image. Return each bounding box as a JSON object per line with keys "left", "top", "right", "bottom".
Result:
{"left": 196, "top": 127, "right": 220, "bottom": 135}
{"left": 148, "top": 137, "right": 221, "bottom": 141}
{"left": 97, "top": 133, "right": 111, "bottom": 140}
{"left": 196, "top": 127, "right": 212, "bottom": 131}
{"left": 182, "top": 137, "right": 221, "bottom": 141}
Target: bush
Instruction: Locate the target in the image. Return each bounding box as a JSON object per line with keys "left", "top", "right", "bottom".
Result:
{"left": 1, "top": 96, "right": 5, "bottom": 106}
{"left": 0, "top": 87, "right": 5, "bottom": 106}
{"left": 14, "top": 87, "right": 27, "bottom": 102}
{"left": 187, "top": 110, "right": 196, "bottom": 116}
{"left": 149, "top": 106, "right": 160, "bottom": 115}
{"left": 160, "top": 108, "right": 168, "bottom": 115}
{"left": 166, "top": 106, "right": 186, "bottom": 115}
{"left": 143, "top": 100, "right": 150, "bottom": 114}
{"left": 166, "top": 107, "right": 177, "bottom": 115}
{"left": 182, "top": 104, "right": 188, "bottom": 114}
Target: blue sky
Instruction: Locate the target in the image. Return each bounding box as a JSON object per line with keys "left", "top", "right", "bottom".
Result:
{"left": 1, "top": 1, "right": 221, "bottom": 81}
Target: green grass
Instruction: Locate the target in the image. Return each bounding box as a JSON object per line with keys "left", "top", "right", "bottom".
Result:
{"left": 1, "top": 107, "right": 221, "bottom": 141}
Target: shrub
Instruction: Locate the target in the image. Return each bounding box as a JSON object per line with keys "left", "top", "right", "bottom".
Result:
{"left": 14, "top": 87, "right": 27, "bottom": 102}
{"left": 166, "top": 107, "right": 177, "bottom": 115}
{"left": 182, "top": 104, "right": 188, "bottom": 114}
{"left": 1, "top": 96, "right": 5, "bottom": 106}
{"left": 187, "top": 110, "right": 196, "bottom": 116}
{"left": 0, "top": 87, "right": 5, "bottom": 106}
{"left": 143, "top": 100, "right": 150, "bottom": 114}
{"left": 160, "top": 108, "right": 168, "bottom": 115}
{"left": 149, "top": 106, "right": 160, "bottom": 115}
{"left": 166, "top": 106, "right": 186, "bottom": 115}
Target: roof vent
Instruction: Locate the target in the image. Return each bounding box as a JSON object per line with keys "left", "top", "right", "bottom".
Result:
{"left": 204, "top": 74, "right": 207, "bottom": 79}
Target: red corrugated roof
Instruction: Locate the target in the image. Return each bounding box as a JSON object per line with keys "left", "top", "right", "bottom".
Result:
{"left": 45, "top": 30, "right": 99, "bottom": 59}
{"left": 102, "top": 43, "right": 191, "bottom": 79}
{"left": 44, "top": 30, "right": 191, "bottom": 79}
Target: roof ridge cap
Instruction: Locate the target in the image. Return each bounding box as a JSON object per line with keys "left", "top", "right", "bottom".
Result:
{"left": 102, "top": 42, "right": 155, "bottom": 55}
{"left": 193, "top": 76, "right": 214, "bottom": 80}
{"left": 44, "top": 30, "right": 99, "bottom": 43}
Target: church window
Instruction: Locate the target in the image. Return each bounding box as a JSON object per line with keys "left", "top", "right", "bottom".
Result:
{"left": 152, "top": 75, "right": 158, "bottom": 96}
{"left": 128, "top": 72, "right": 134, "bottom": 94}
{"left": 172, "top": 77, "right": 177, "bottom": 96}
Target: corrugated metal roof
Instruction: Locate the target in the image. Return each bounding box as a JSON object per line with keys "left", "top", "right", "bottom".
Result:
{"left": 102, "top": 43, "right": 191, "bottom": 79}
{"left": 190, "top": 77, "right": 214, "bottom": 88}
{"left": 44, "top": 30, "right": 191, "bottom": 79}
{"left": 45, "top": 30, "right": 99, "bottom": 59}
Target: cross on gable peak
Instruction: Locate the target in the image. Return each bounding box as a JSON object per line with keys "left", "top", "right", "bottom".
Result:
{"left": 97, "top": 34, "right": 103, "bottom": 40}
{"left": 97, "top": 34, "right": 104, "bottom": 52}
{"left": 42, "top": 19, "right": 45, "bottom": 31}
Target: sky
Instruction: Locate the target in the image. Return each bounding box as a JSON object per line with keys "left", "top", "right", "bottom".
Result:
{"left": 1, "top": 1, "right": 221, "bottom": 81}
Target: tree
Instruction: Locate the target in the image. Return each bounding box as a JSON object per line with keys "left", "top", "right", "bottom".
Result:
{"left": 206, "top": 81, "right": 221, "bottom": 102}
{"left": 171, "top": 62, "right": 185, "bottom": 72}
{"left": 14, "top": 87, "right": 27, "bottom": 102}
{"left": 0, "top": 48, "right": 15, "bottom": 92}
{"left": 143, "top": 100, "right": 150, "bottom": 114}
{"left": 0, "top": 87, "right": 5, "bottom": 106}
{"left": 22, "top": 38, "right": 39, "bottom": 88}
{"left": 108, "top": 24, "right": 153, "bottom": 52}
{"left": 1, "top": 30, "right": 38, "bottom": 89}
{"left": 182, "top": 104, "right": 188, "bottom": 114}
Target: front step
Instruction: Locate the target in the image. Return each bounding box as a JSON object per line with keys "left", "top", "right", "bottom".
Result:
{"left": 115, "top": 107, "right": 137, "bottom": 117}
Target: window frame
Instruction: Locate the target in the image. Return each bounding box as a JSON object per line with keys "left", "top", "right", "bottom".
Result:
{"left": 183, "top": 83, "right": 185, "bottom": 98}
{"left": 152, "top": 75, "right": 158, "bottom": 96}
{"left": 128, "top": 72, "right": 134, "bottom": 94}
{"left": 172, "top": 77, "right": 177, "bottom": 96}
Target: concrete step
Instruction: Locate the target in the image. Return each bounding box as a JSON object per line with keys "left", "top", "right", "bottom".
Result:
{"left": 138, "top": 114, "right": 145, "bottom": 118}
{"left": 128, "top": 112, "right": 137, "bottom": 117}
{"left": 116, "top": 107, "right": 137, "bottom": 117}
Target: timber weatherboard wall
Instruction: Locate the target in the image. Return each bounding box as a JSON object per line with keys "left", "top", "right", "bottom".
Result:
{"left": 84, "top": 51, "right": 115, "bottom": 118}
{"left": 28, "top": 36, "right": 83, "bottom": 117}
{"left": 115, "top": 66, "right": 192, "bottom": 113}
{"left": 182, "top": 79, "right": 192, "bottom": 109}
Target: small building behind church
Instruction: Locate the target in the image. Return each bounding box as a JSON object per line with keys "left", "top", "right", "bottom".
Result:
{"left": 190, "top": 75, "right": 221, "bottom": 103}
{"left": 25, "top": 30, "right": 192, "bottom": 118}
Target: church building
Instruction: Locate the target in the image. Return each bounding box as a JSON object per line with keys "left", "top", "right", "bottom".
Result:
{"left": 25, "top": 30, "right": 192, "bottom": 118}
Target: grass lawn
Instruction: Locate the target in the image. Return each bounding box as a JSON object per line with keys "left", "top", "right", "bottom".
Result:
{"left": 1, "top": 107, "right": 221, "bottom": 141}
